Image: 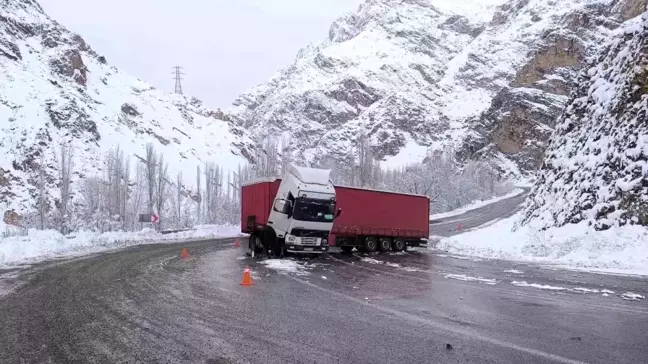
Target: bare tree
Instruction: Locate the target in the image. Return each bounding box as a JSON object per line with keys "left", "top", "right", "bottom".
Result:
{"left": 58, "top": 142, "right": 74, "bottom": 233}
{"left": 196, "top": 165, "right": 201, "bottom": 224}
{"left": 145, "top": 143, "right": 157, "bottom": 214}
{"left": 129, "top": 162, "right": 146, "bottom": 230}
{"left": 175, "top": 171, "right": 183, "bottom": 228}
{"left": 357, "top": 133, "right": 374, "bottom": 188}
{"left": 255, "top": 137, "right": 279, "bottom": 177}
{"left": 155, "top": 152, "right": 169, "bottom": 230}
{"left": 280, "top": 135, "right": 293, "bottom": 174}
{"left": 38, "top": 152, "right": 46, "bottom": 230}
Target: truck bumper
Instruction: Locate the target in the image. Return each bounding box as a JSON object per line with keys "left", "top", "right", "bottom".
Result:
{"left": 286, "top": 245, "right": 328, "bottom": 254}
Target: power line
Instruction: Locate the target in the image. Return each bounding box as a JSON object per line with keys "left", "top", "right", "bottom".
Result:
{"left": 172, "top": 66, "right": 185, "bottom": 94}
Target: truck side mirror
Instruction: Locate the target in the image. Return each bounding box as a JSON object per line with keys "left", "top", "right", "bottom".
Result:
{"left": 285, "top": 200, "right": 293, "bottom": 217}
{"left": 274, "top": 199, "right": 291, "bottom": 215}
{"left": 336, "top": 208, "right": 342, "bottom": 218}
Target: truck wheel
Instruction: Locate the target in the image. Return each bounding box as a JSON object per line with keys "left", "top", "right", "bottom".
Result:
{"left": 364, "top": 237, "right": 378, "bottom": 253}
{"left": 270, "top": 237, "right": 283, "bottom": 258}
{"left": 340, "top": 246, "right": 353, "bottom": 254}
{"left": 392, "top": 238, "right": 405, "bottom": 252}
{"left": 249, "top": 234, "right": 264, "bottom": 257}
{"left": 378, "top": 238, "right": 391, "bottom": 252}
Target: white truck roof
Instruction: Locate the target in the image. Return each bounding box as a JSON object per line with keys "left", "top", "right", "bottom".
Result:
{"left": 289, "top": 165, "right": 331, "bottom": 185}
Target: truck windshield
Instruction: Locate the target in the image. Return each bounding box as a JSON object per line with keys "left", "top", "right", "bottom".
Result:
{"left": 292, "top": 197, "right": 335, "bottom": 222}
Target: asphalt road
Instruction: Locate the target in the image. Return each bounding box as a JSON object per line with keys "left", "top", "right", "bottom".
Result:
{"left": 430, "top": 187, "right": 531, "bottom": 237}
{"left": 1, "top": 189, "right": 647, "bottom": 364}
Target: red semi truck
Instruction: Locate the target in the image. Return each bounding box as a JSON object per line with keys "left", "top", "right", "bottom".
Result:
{"left": 241, "top": 177, "right": 429, "bottom": 255}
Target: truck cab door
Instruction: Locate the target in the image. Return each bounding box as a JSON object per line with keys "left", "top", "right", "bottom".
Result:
{"left": 268, "top": 198, "right": 291, "bottom": 237}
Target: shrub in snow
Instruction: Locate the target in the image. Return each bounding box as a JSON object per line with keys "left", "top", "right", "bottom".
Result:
{"left": 523, "top": 15, "right": 648, "bottom": 231}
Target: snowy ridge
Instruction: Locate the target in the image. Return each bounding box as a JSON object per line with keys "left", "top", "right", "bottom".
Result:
{"left": 227, "top": 0, "right": 636, "bottom": 176}
{"left": 523, "top": 11, "right": 648, "bottom": 230}
{"left": 0, "top": 0, "right": 254, "bottom": 217}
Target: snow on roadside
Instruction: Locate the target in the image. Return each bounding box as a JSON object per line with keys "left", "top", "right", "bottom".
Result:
{"left": 258, "top": 259, "right": 311, "bottom": 276}
{"left": 429, "top": 188, "right": 524, "bottom": 220}
{"left": 0, "top": 224, "right": 243, "bottom": 268}
{"left": 436, "top": 212, "right": 648, "bottom": 276}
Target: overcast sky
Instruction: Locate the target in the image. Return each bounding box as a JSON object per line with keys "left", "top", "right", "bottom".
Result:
{"left": 39, "top": 0, "right": 362, "bottom": 108}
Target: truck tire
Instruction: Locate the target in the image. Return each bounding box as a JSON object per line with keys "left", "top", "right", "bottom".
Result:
{"left": 340, "top": 246, "right": 353, "bottom": 254}
{"left": 272, "top": 238, "right": 284, "bottom": 258}
{"left": 262, "top": 228, "right": 279, "bottom": 258}
{"left": 249, "top": 234, "right": 264, "bottom": 257}
{"left": 392, "top": 238, "right": 405, "bottom": 252}
{"left": 378, "top": 238, "right": 392, "bottom": 252}
{"left": 364, "top": 237, "right": 378, "bottom": 253}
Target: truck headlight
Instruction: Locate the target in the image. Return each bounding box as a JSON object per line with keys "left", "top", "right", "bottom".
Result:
{"left": 287, "top": 235, "right": 295, "bottom": 242}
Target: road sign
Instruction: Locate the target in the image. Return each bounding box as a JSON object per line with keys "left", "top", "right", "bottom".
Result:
{"left": 138, "top": 214, "right": 152, "bottom": 223}
{"left": 138, "top": 214, "right": 159, "bottom": 224}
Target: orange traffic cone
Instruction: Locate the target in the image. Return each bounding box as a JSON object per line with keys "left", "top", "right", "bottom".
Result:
{"left": 234, "top": 238, "right": 240, "bottom": 248}
{"left": 240, "top": 266, "right": 254, "bottom": 286}
{"left": 181, "top": 247, "right": 189, "bottom": 260}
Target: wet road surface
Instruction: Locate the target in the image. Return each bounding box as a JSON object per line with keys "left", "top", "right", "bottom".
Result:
{"left": 1, "top": 238, "right": 647, "bottom": 364}
{"left": 430, "top": 188, "right": 531, "bottom": 237}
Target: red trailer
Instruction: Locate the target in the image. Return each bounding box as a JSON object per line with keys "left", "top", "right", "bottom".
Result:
{"left": 241, "top": 178, "right": 429, "bottom": 253}
{"left": 330, "top": 186, "right": 429, "bottom": 253}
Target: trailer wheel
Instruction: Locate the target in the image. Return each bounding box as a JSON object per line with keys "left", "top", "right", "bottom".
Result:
{"left": 340, "top": 246, "right": 353, "bottom": 254}
{"left": 364, "top": 237, "right": 378, "bottom": 253}
{"left": 392, "top": 238, "right": 405, "bottom": 252}
{"left": 378, "top": 238, "right": 392, "bottom": 252}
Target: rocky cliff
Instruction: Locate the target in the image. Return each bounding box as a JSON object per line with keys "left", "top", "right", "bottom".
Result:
{"left": 0, "top": 0, "right": 254, "bottom": 220}
{"left": 228, "top": 0, "right": 646, "bottom": 177}
{"left": 523, "top": 11, "right": 648, "bottom": 230}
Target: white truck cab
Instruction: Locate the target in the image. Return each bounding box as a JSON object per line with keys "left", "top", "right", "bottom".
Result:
{"left": 269, "top": 164, "right": 340, "bottom": 254}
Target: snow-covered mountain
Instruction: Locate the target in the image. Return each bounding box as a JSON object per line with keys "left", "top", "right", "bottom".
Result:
{"left": 227, "top": 0, "right": 645, "bottom": 177}
{"left": 0, "top": 0, "right": 254, "bottom": 218}
{"left": 523, "top": 11, "right": 648, "bottom": 230}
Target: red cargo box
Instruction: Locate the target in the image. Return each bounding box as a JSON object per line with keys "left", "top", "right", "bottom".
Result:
{"left": 241, "top": 178, "right": 280, "bottom": 233}
{"left": 331, "top": 186, "right": 429, "bottom": 240}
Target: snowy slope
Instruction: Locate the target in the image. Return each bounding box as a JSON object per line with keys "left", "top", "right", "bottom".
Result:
{"left": 523, "top": 11, "right": 648, "bottom": 230}
{"left": 0, "top": 0, "right": 254, "bottom": 217}
{"left": 227, "top": 0, "right": 642, "bottom": 174}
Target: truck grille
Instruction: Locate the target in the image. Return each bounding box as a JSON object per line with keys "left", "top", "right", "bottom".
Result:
{"left": 300, "top": 237, "right": 317, "bottom": 245}
{"left": 291, "top": 229, "right": 328, "bottom": 238}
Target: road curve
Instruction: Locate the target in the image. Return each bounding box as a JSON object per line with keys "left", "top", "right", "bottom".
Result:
{"left": 1, "top": 235, "right": 647, "bottom": 364}
{"left": 430, "top": 187, "right": 531, "bottom": 237}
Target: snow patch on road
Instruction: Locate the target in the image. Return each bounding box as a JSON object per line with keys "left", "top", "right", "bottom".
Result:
{"left": 258, "top": 259, "right": 311, "bottom": 276}
{"left": 511, "top": 281, "right": 567, "bottom": 291}
{"left": 360, "top": 257, "right": 423, "bottom": 272}
{"left": 429, "top": 188, "right": 524, "bottom": 220}
{"left": 437, "top": 212, "right": 648, "bottom": 276}
{"left": 572, "top": 287, "right": 600, "bottom": 293}
{"left": 0, "top": 224, "right": 242, "bottom": 268}
{"left": 361, "top": 258, "right": 383, "bottom": 265}
{"left": 504, "top": 269, "right": 524, "bottom": 274}
{"left": 444, "top": 274, "right": 498, "bottom": 285}
{"left": 621, "top": 292, "right": 645, "bottom": 301}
